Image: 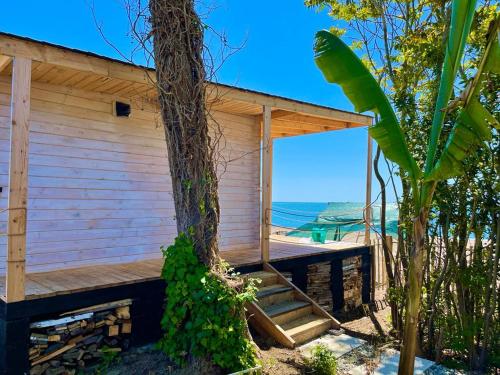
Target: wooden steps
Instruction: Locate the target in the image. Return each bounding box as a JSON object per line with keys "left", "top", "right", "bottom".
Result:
{"left": 249, "top": 271, "right": 278, "bottom": 286}
{"left": 282, "top": 315, "right": 332, "bottom": 344}
{"left": 245, "top": 264, "right": 341, "bottom": 348}
{"left": 264, "top": 300, "right": 310, "bottom": 317}
{"left": 257, "top": 285, "right": 292, "bottom": 298}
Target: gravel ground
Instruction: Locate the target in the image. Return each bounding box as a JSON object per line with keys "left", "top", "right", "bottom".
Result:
{"left": 90, "top": 340, "right": 468, "bottom": 375}
{"left": 87, "top": 301, "right": 469, "bottom": 375}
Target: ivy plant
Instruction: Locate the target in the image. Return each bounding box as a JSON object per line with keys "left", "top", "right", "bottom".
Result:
{"left": 157, "top": 233, "right": 259, "bottom": 372}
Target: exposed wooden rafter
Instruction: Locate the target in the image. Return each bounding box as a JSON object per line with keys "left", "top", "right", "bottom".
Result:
{"left": 277, "top": 113, "right": 346, "bottom": 129}
{"left": 271, "top": 109, "right": 295, "bottom": 119}
{"left": 270, "top": 120, "right": 345, "bottom": 139}
{"left": 0, "top": 55, "right": 11, "bottom": 73}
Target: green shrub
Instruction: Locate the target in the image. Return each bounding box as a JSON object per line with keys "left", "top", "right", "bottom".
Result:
{"left": 157, "top": 233, "right": 259, "bottom": 372}
{"left": 305, "top": 344, "right": 337, "bottom": 375}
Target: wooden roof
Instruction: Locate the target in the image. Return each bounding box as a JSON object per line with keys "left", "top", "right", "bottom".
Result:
{"left": 0, "top": 32, "right": 372, "bottom": 138}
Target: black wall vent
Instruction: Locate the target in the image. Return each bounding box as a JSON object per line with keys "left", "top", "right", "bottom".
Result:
{"left": 114, "top": 101, "right": 131, "bottom": 117}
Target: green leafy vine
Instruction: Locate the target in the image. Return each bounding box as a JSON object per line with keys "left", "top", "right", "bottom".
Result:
{"left": 158, "top": 233, "right": 259, "bottom": 372}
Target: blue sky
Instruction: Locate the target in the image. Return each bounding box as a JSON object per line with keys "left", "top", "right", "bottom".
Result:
{"left": 1, "top": 0, "right": 397, "bottom": 203}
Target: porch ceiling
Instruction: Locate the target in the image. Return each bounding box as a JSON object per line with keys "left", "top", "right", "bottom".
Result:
{"left": 0, "top": 32, "right": 372, "bottom": 138}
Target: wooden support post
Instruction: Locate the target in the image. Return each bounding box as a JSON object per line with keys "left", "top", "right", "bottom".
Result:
{"left": 371, "top": 240, "right": 376, "bottom": 302}
{"left": 385, "top": 235, "right": 393, "bottom": 286}
{"left": 361, "top": 251, "right": 372, "bottom": 304}
{"left": 330, "top": 260, "right": 344, "bottom": 311}
{"left": 6, "top": 57, "right": 31, "bottom": 302}
{"left": 364, "top": 132, "right": 373, "bottom": 246}
{"left": 370, "top": 244, "right": 379, "bottom": 302}
{"left": 261, "top": 105, "right": 273, "bottom": 262}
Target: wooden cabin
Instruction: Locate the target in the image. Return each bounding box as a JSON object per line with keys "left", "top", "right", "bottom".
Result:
{"left": 0, "top": 32, "right": 373, "bottom": 374}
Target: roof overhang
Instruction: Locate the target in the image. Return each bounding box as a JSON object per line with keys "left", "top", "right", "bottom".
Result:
{"left": 0, "top": 32, "right": 372, "bottom": 138}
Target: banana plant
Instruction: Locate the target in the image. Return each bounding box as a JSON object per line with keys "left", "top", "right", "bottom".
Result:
{"left": 314, "top": 0, "right": 499, "bottom": 372}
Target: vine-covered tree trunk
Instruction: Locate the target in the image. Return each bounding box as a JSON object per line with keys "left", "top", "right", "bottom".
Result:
{"left": 149, "top": 2, "right": 258, "bottom": 371}
{"left": 149, "top": 0, "right": 220, "bottom": 268}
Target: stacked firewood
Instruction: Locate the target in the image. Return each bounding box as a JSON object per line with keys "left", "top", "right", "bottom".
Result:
{"left": 307, "top": 261, "right": 334, "bottom": 311}
{"left": 29, "top": 301, "right": 132, "bottom": 375}
{"left": 343, "top": 256, "right": 362, "bottom": 311}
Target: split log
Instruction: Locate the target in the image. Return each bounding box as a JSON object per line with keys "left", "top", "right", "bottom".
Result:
{"left": 121, "top": 320, "right": 132, "bottom": 334}
{"left": 115, "top": 306, "right": 130, "bottom": 319}
{"left": 31, "top": 343, "right": 76, "bottom": 366}
{"left": 29, "top": 302, "right": 132, "bottom": 373}
{"left": 106, "top": 325, "right": 119, "bottom": 337}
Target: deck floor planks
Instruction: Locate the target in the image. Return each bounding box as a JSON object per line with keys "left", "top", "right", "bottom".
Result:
{"left": 138, "top": 258, "right": 164, "bottom": 272}
{"left": 13, "top": 278, "right": 57, "bottom": 298}
{"left": 0, "top": 240, "right": 366, "bottom": 301}
{"left": 220, "top": 248, "right": 261, "bottom": 265}
{"left": 113, "top": 262, "right": 161, "bottom": 281}
{"left": 28, "top": 272, "right": 81, "bottom": 293}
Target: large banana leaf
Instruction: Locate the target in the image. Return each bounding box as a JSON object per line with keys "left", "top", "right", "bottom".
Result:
{"left": 425, "top": 20, "right": 499, "bottom": 181}
{"left": 425, "top": 99, "right": 497, "bottom": 180}
{"left": 424, "top": 0, "right": 479, "bottom": 173}
{"left": 314, "top": 30, "right": 421, "bottom": 180}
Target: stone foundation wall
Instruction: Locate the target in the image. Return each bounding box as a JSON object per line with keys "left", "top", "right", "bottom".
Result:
{"left": 342, "top": 256, "right": 362, "bottom": 311}
{"left": 306, "top": 262, "right": 333, "bottom": 311}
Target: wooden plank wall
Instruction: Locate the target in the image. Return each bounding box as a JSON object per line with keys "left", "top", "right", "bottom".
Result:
{"left": 0, "top": 75, "right": 260, "bottom": 273}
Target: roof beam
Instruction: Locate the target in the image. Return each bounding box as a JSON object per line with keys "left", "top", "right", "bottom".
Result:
{"left": 0, "top": 33, "right": 372, "bottom": 126}
{"left": 272, "top": 132, "right": 306, "bottom": 139}
{"left": 0, "top": 55, "right": 11, "bottom": 73}
{"left": 211, "top": 84, "right": 371, "bottom": 125}
{"left": 272, "top": 119, "right": 344, "bottom": 131}
{"left": 276, "top": 113, "right": 347, "bottom": 129}
{"left": 271, "top": 109, "right": 295, "bottom": 119}
{"left": 0, "top": 34, "right": 155, "bottom": 85}
{"left": 272, "top": 125, "right": 332, "bottom": 135}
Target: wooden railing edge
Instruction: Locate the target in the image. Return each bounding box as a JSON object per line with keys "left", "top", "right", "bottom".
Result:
{"left": 263, "top": 263, "right": 341, "bottom": 329}
{"left": 246, "top": 301, "right": 295, "bottom": 348}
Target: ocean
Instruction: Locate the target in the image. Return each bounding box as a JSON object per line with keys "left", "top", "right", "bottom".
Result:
{"left": 272, "top": 202, "right": 399, "bottom": 240}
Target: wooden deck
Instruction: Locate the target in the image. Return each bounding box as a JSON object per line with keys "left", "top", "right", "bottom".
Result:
{"left": 0, "top": 239, "right": 366, "bottom": 302}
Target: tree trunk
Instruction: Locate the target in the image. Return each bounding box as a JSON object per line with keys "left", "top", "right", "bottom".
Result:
{"left": 427, "top": 212, "right": 451, "bottom": 360}
{"left": 373, "top": 146, "right": 400, "bottom": 332}
{"left": 149, "top": 0, "right": 220, "bottom": 268}
{"left": 398, "top": 209, "right": 427, "bottom": 375}
{"left": 479, "top": 214, "right": 500, "bottom": 369}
